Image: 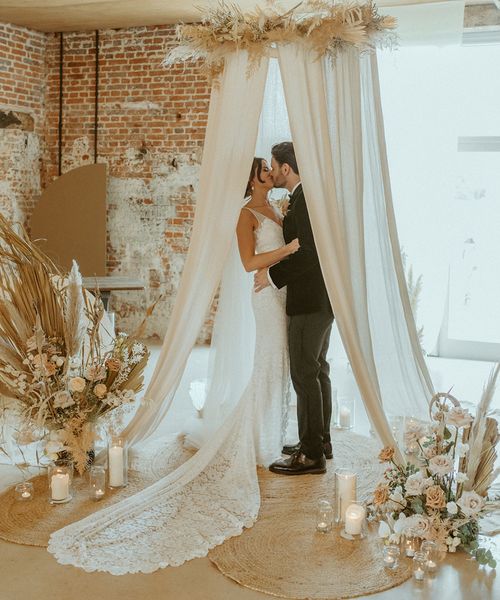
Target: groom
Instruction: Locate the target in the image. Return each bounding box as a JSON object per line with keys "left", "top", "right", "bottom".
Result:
{"left": 254, "top": 142, "right": 334, "bottom": 475}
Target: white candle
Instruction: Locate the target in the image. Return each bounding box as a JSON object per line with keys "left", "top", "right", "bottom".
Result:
{"left": 426, "top": 559, "right": 437, "bottom": 571}
{"left": 51, "top": 473, "right": 69, "bottom": 501}
{"left": 21, "top": 491, "right": 31, "bottom": 499}
{"left": 95, "top": 489, "right": 105, "bottom": 499}
{"left": 339, "top": 406, "right": 351, "bottom": 428}
{"left": 345, "top": 503, "right": 365, "bottom": 535}
{"left": 414, "top": 567, "right": 425, "bottom": 581}
{"left": 108, "top": 445, "right": 124, "bottom": 487}
{"left": 336, "top": 472, "right": 356, "bottom": 521}
{"left": 384, "top": 556, "right": 395, "bottom": 567}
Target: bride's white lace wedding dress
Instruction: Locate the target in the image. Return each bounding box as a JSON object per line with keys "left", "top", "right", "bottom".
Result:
{"left": 48, "top": 207, "right": 290, "bottom": 574}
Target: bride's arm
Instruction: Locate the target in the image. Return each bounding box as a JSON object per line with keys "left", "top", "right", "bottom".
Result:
{"left": 236, "top": 210, "right": 299, "bottom": 273}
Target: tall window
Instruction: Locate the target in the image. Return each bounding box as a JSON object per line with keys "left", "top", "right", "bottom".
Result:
{"left": 377, "top": 32, "right": 500, "bottom": 361}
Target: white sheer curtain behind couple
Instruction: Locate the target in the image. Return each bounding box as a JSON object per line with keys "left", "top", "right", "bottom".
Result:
{"left": 48, "top": 46, "right": 432, "bottom": 573}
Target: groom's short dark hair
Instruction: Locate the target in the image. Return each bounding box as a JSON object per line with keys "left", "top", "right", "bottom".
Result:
{"left": 271, "top": 142, "right": 299, "bottom": 175}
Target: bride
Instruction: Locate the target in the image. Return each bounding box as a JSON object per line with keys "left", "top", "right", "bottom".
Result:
{"left": 48, "top": 157, "right": 299, "bottom": 574}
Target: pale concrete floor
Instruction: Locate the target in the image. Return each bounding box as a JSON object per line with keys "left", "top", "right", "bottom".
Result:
{"left": 1, "top": 345, "right": 498, "bottom": 600}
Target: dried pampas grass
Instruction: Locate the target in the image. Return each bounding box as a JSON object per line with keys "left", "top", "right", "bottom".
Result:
{"left": 164, "top": 0, "right": 397, "bottom": 80}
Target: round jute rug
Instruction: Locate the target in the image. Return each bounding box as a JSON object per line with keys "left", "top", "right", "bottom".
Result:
{"left": 0, "top": 434, "right": 193, "bottom": 547}
{"left": 209, "top": 430, "right": 412, "bottom": 599}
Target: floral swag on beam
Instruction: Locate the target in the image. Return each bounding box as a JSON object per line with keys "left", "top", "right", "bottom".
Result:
{"left": 163, "top": 0, "right": 397, "bottom": 78}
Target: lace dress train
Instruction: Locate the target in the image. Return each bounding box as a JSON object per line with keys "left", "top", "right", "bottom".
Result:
{"left": 48, "top": 208, "right": 289, "bottom": 574}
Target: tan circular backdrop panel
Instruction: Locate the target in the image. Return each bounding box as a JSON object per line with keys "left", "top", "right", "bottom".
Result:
{"left": 209, "top": 431, "right": 412, "bottom": 599}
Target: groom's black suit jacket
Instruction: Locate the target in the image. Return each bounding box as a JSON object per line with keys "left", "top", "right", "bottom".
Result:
{"left": 269, "top": 184, "right": 332, "bottom": 316}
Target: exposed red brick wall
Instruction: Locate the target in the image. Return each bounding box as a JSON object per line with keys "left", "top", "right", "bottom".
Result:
{"left": 1, "top": 22, "right": 213, "bottom": 341}
{"left": 42, "top": 26, "right": 211, "bottom": 340}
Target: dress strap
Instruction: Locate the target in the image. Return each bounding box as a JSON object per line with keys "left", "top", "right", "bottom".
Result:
{"left": 242, "top": 206, "right": 266, "bottom": 223}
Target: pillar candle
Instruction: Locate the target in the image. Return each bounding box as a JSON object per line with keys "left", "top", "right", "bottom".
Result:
{"left": 336, "top": 471, "right": 356, "bottom": 521}
{"left": 339, "top": 406, "right": 351, "bottom": 428}
{"left": 108, "top": 445, "right": 124, "bottom": 486}
{"left": 51, "top": 473, "right": 69, "bottom": 501}
{"left": 345, "top": 503, "right": 365, "bottom": 535}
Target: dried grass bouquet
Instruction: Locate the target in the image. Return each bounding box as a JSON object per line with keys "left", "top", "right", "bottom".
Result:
{"left": 0, "top": 215, "right": 149, "bottom": 474}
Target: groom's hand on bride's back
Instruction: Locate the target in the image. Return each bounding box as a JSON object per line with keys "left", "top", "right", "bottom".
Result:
{"left": 254, "top": 269, "right": 270, "bottom": 293}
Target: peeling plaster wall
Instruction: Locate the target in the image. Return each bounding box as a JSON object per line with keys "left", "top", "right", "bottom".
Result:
{"left": 0, "top": 24, "right": 47, "bottom": 227}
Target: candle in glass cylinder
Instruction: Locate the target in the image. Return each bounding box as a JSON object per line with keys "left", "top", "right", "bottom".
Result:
{"left": 108, "top": 445, "right": 124, "bottom": 487}
{"left": 345, "top": 503, "right": 365, "bottom": 536}
{"left": 335, "top": 470, "right": 356, "bottom": 523}
{"left": 51, "top": 473, "right": 69, "bottom": 501}
{"left": 339, "top": 407, "right": 351, "bottom": 428}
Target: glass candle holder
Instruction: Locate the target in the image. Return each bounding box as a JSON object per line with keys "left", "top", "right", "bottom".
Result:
{"left": 413, "top": 551, "right": 427, "bottom": 581}
{"left": 15, "top": 481, "right": 34, "bottom": 501}
{"left": 336, "top": 396, "right": 354, "bottom": 430}
{"left": 89, "top": 465, "right": 106, "bottom": 501}
{"left": 404, "top": 530, "right": 420, "bottom": 557}
{"left": 421, "top": 540, "right": 438, "bottom": 572}
{"left": 334, "top": 469, "right": 356, "bottom": 524}
{"left": 341, "top": 502, "right": 366, "bottom": 540}
{"left": 107, "top": 436, "right": 128, "bottom": 488}
{"left": 383, "top": 545, "right": 400, "bottom": 570}
{"left": 316, "top": 499, "right": 334, "bottom": 533}
{"left": 48, "top": 461, "right": 73, "bottom": 504}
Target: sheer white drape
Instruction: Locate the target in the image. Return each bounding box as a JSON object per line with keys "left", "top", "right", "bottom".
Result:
{"left": 123, "top": 51, "right": 269, "bottom": 445}
{"left": 361, "top": 53, "right": 434, "bottom": 417}
{"left": 277, "top": 43, "right": 431, "bottom": 455}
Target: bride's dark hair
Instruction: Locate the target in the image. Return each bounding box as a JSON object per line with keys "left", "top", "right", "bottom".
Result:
{"left": 245, "top": 157, "right": 266, "bottom": 198}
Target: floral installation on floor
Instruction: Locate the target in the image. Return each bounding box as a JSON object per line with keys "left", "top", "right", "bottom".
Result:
{"left": 163, "top": 0, "right": 397, "bottom": 79}
{"left": 369, "top": 369, "right": 500, "bottom": 568}
{"left": 0, "top": 215, "right": 149, "bottom": 475}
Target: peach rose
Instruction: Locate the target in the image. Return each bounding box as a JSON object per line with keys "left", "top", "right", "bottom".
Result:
{"left": 373, "top": 485, "right": 390, "bottom": 505}
{"left": 425, "top": 485, "right": 446, "bottom": 509}
{"left": 378, "top": 446, "right": 395, "bottom": 463}
{"left": 69, "top": 376, "right": 86, "bottom": 393}
{"left": 93, "top": 383, "right": 107, "bottom": 399}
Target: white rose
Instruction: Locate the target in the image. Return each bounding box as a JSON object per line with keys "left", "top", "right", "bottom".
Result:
{"left": 457, "top": 491, "right": 485, "bottom": 517}
{"left": 428, "top": 454, "right": 454, "bottom": 477}
{"left": 405, "top": 472, "right": 426, "bottom": 496}
{"left": 53, "top": 390, "right": 74, "bottom": 409}
{"left": 93, "top": 383, "right": 107, "bottom": 398}
{"left": 446, "top": 407, "right": 474, "bottom": 429}
{"left": 446, "top": 501, "right": 458, "bottom": 515}
{"left": 69, "top": 376, "right": 86, "bottom": 393}
{"left": 406, "top": 514, "right": 431, "bottom": 539}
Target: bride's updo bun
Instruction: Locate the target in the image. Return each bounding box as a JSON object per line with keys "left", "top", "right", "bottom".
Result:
{"left": 245, "top": 157, "right": 266, "bottom": 198}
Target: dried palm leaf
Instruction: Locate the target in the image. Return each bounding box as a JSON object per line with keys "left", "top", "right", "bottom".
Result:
{"left": 465, "top": 364, "right": 500, "bottom": 496}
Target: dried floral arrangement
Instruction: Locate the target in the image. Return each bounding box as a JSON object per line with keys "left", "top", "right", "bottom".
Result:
{"left": 164, "top": 1, "right": 397, "bottom": 79}
{"left": 369, "top": 372, "right": 500, "bottom": 567}
{"left": 0, "top": 215, "right": 149, "bottom": 474}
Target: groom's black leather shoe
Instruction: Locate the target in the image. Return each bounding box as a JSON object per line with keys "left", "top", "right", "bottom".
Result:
{"left": 269, "top": 452, "right": 326, "bottom": 475}
{"left": 282, "top": 441, "right": 333, "bottom": 460}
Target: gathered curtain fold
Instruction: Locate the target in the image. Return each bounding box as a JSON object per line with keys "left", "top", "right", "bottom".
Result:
{"left": 123, "top": 51, "right": 270, "bottom": 445}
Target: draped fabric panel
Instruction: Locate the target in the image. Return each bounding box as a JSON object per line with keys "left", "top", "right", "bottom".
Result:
{"left": 123, "top": 51, "right": 270, "bottom": 444}
{"left": 277, "top": 44, "right": 399, "bottom": 457}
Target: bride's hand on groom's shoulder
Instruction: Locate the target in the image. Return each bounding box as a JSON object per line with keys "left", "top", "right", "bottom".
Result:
{"left": 254, "top": 269, "right": 270, "bottom": 293}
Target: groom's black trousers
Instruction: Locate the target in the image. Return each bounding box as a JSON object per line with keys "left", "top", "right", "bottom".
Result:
{"left": 288, "top": 309, "right": 334, "bottom": 460}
